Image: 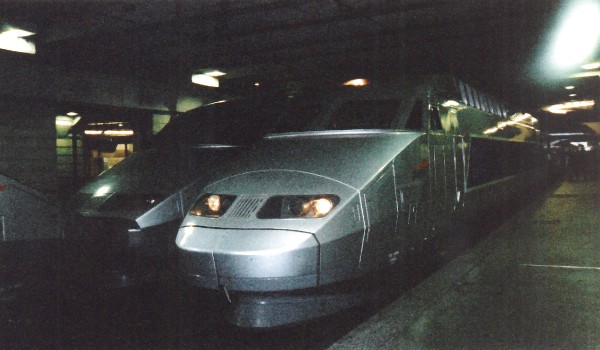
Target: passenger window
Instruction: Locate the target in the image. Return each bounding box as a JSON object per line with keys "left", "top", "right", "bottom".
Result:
{"left": 327, "top": 99, "right": 399, "bottom": 130}
{"left": 404, "top": 100, "right": 423, "bottom": 130}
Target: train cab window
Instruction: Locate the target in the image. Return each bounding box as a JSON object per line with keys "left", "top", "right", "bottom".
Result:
{"left": 430, "top": 107, "right": 443, "bottom": 131}
{"left": 404, "top": 100, "right": 423, "bottom": 130}
{"left": 327, "top": 99, "right": 399, "bottom": 130}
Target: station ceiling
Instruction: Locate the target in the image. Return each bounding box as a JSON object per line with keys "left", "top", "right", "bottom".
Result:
{"left": 1, "top": 0, "right": 599, "bottom": 133}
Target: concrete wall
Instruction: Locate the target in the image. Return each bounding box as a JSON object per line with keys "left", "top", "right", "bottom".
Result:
{"left": 0, "top": 54, "right": 206, "bottom": 113}
{"left": 0, "top": 100, "right": 57, "bottom": 197}
{"left": 0, "top": 54, "right": 210, "bottom": 198}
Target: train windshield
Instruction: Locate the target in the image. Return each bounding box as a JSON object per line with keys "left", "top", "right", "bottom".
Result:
{"left": 267, "top": 95, "right": 401, "bottom": 133}
{"left": 152, "top": 86, "right": 402, "bottom": 147}
{"left": 151, "top": 99, "right": 280, "bottom": 147}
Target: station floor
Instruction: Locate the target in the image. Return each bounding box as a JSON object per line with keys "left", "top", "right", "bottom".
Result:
{"left": 328, "top": 180, "right": 600, "bottom": 349}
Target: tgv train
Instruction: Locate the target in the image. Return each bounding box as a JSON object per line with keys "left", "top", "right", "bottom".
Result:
{"left": 176, "top": 76, "right": 548, "bottom": 327}
{"left": 67, "top": 99, "right": 294, "bottom": 286}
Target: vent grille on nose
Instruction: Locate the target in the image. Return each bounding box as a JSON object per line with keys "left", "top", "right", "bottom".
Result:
{"left": 227, "top": 196, "right": 267, "bottom": 218}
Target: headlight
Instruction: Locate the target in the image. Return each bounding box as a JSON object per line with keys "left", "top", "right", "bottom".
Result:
{"left": 257, "top": 195, "right": 340, "bottom": 219}
{"left": 189, "top": 193, "right": 236, "bottom": 218}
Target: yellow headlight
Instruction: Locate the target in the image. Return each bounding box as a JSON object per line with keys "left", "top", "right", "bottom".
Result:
{"left": 313, "top": 197, "right": 334, "bottom": 217}
{"left": 207, "top": 195, "right": 221, "bottom": 212}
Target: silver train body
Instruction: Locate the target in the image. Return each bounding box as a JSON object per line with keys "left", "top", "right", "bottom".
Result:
{"left": 176, "top": 76, "right": 548, "bottom": 327}
{"left": 67, "top": 100, "right": 275, "bottom": 286}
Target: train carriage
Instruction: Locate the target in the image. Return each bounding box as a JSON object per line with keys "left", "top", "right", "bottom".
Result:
{"left": 176, "top": 76, "right": 547, "bottom": 327}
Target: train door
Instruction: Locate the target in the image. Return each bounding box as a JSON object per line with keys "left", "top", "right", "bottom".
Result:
{"left": 428, "top": 106, "right": 458, "bottom": 233}
{"left": 428, "top": 103, "right": 469, "bottom": 227}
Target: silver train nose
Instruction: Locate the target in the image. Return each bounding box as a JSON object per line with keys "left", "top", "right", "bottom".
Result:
{"left": 177, "top": 226, "right": 319, "bottom": 292}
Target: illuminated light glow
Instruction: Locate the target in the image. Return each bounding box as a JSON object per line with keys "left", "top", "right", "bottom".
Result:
{"left": 104, "top": 129, "right": 134, "bottom": 136}
{"left": 514, "top": 122, "right": 536, "bottom": 130}
{"left": 520, "top": 263, "right": 600, "bottom": 271}
{"left": 55, "top": 116, "right": 74, "bottom": 126}
{"left": 343, "top": 78, "right": 369, "bottom": 87}
{"left": 233, "top": 234, "right": 314, "bottom": 256}
{"left": 84, "top": 130, "right": 103, "bottom": 135}
{"left": 56, "top": 115, "right": 81, "bottom": 127}
{"left": 66, "top": 111, "right": 78, "bottom": 116}
{"left": 312, "top": 198, "right": 334, "bottom": 217}
{"left": 207, "top": 195, "right": 221, "bottom": 212}
{"left": 582, "top": 62, "right": 600, "bottom": 70}
{"left": 442, "top": 100, "right": 460, "bottom": 107}
{"left": 93, "top": 185, "right": 111, "bottom": 197}
{"left": 542, "top": 100, "right": 596, "bottom": 114}
{"left": 177, "top": 226, "right": 196, "bottom": 247}
{"left": 550, "top": 0, "right": 600, "bottom": 68}
{"left": 565, "top": 86, "right": 575, "bottom": 90}
{"left": 204, "top": 70, "right": 226, "bottom": 77}
{"left": 0, "top": 27, "right": 36, "bottom": 54}
{"left": 569, "top": 93, "right": 577, "bottom": 97}
{"left": 570, "top": 70, "right": 600, "bottom": 78}
{"left": 483, "top": 127, "right": 499, "bottom": 134}
{"left": 254, "top": 82, "right": 260, "bottom": 87}
{"left": 205, "top": 100, "right": 227, "bottom": 106}
{"left": 191, "top": 74, "right": 220, "bottom": 87}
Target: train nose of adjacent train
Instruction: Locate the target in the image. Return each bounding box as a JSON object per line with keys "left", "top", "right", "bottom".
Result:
{"left": 176, "top": 170, "right": 357, "bottom": 292}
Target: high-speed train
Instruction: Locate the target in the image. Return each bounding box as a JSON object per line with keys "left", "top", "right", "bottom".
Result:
{"left": 66, "top": 98, "right": 300, "bottom": 286}
{"left": 176, "top": 76, "right": 548, "bottom": 327}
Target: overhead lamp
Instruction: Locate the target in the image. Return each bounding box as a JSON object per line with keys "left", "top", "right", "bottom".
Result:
{"left": 571, "top": 70, "right": 600, "bottom": 78}
{"left": 0, "top": 26, "right": 36, "bottom": 54}
{"left": 569, "top": 93, "right": 577, "bottom": 97}
{"left": 66, "top": 111, "right": 78, "bottom": 116}
{"left": 565, "top": 86, "right": 575, "bottom": 90}
{"left": 342, "top": 78, "right": 369, "bottom": 87}
{"left": 204, "top": 70, "right": 226, "bottom": 77}
{"left": 104, "top": 129, "right": 134, "bottom": 136}
{"left": 442, "top": 100, "right": 461, "bottom": 107}
{"left": 542, "top": 100, "right": 595, "bottom": 114}
{"left": 582, "top": 62, "right": 600, "bottom": 70}
{"left": 549, "top": 0, "right": 600, "bottom": 69}
{"left": 191, "top": 73, "right": 220, "bottom": 88}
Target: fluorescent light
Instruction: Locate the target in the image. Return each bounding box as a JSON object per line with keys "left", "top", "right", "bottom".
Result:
{"left": 191, "top": 74, "right": 219, "bottom": 87}
{"left": 204, "top": 70, "right": 226, "bottom": 77}
{"left": 0, "top": 27, "right": 36, "bottom": 54}
{"left": 582, "top": 62, "right": 600, "bottom": 70}
{"left": 550, "top": 0, "right": 600, "bottom": 68}
{"left": 66, "top": 111, "right": 78, "bottom": 116}
{"left": 343, "top": 78, "right": 369, "bottom": 87}
{"left": 569, "top": 93, "right": 577, "bottom": 97}
{"left": 84, "top": 130, "right": 103, "bottom": 135}
{"left": 571, "top": 70, "right": 600, "bottom": 78}
{"left": 542, "top": 100, "right": 595, "bottom": 114}
{"left": 104, "top": 130, "right": 134, "bottom": 136}
{"left": 55, "top": 116, "right": 74, "bottom": 126}
{"left": 442, "top": 100, "right": 460, "bottom": 107}
{"left": 565, "top": 86, "right": 575, "bottom": 90}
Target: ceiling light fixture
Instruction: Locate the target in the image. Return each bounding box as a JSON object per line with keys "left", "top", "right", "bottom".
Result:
{"left": 191, "top": 73, "right": 220, "bottom": 88}
{"left": 542, "top": 100, "right": 595, "bottom": 114}
{"left": 550, "top": 0, "right": 600, "bottom": 68}
{"left": 581, "top": 62, "right": 600, "bottom": 70}
{"left": 565, "top": 86, "right": 575, "bottom": 90}
{"left": 343, "top": 78, "right": 369, "bottom": 87}
{"left": 570, "top": 70, "right": 600, "bottom": 78}
{"left": 204, "top": 70, "right": 226, "bottom": 77}
{"left": 0, "top": 26, "right": 36, "bottom": 54}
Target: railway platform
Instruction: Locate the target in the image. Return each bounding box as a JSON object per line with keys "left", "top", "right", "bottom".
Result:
{"left": 328, "top": 180, "right": 600, "bottom": 349}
